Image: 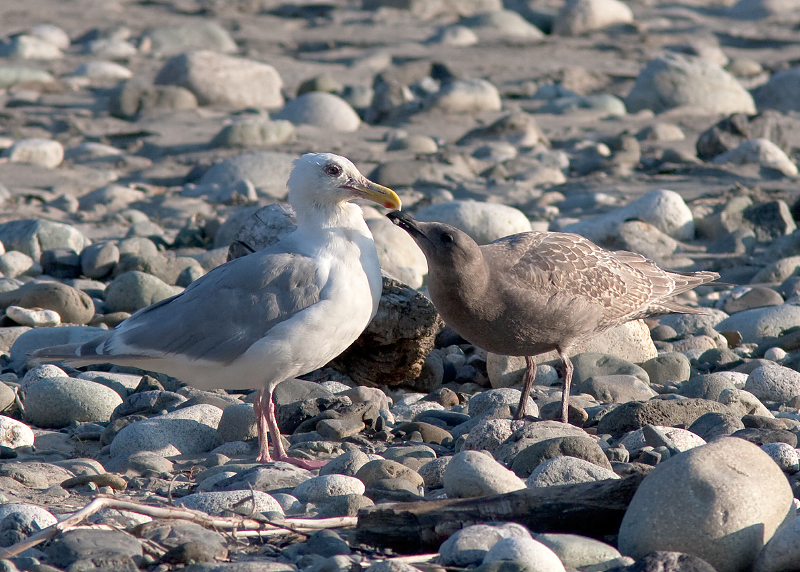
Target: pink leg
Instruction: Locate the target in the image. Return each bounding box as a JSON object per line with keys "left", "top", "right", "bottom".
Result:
{"left": 513, "top": 356, "right": 537, "bottom": 420}
{"left": 260, "top": 387, "right": 327, "bottom": 470}
{"left": 253, "top": 388, "right": 273, "bottom": 463}
{"left": 559, "top": 351, "right": 574, "bottom": 424}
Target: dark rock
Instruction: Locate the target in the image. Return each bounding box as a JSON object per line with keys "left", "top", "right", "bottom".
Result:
{"left": 303, "top": 529, "right": 351, "bottom": 557}
{"left": 511, "top": 435, "right": 612, "bottom": 477}
{"left": 110, "top": 79, "right": 198, "bottom": 120}
{"left": 596, "top": 399, "right": 730, "bottom": 437}
{"left": 364, "top": 478, "right": 424, "bottom": 503}
{"left": 45, "top": 529, "right": 142, "bottom": 568}
{"left": 722, "top": 286, "right": 783, "bottom": 314}
{"left": 695, "top": 348, "right": 744, "bottom": 371}
{"left": 743, "top": 200, "right": 796, "bottom": 243}
{"left": 679, "top": 374, "right": 737, "bottom": 400}
{"left": 696, "top": 111, "right": 789, "bottom": 161}
{"left": 0, "top": 281, "right": 94, "bottom": 325}
{"left": 688, "top": 412, "right": 744, "bottom": 441}
{"left": 330, "top": 275, "right": 443, "bottom": 388}
{"left": 731, "top": 427, "right": 797, "bottom": 447}
{"left": 741, "top": 414, "right": 792, "bottom": 430}
{"left": 640, "top": 353, "right": 691, "bottom": 385}
{"left": 39, "top": 249, "right": 81, "bottom": 279}
{"left": 136, "top": 521, "right": 227, "bottom": 560}
{"left": 394, "top": 422, "right": 453, "bottom": 445}
{"left": 316, "top": 493, "right": 374, "bottom": 518}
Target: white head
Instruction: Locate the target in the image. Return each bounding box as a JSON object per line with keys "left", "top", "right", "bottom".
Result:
{"left": 287, "top": 153, "right": 401, "bottom": 215}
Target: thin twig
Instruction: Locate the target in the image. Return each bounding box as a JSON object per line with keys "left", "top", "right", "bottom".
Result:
{"left": 0, "top": 496, "right": 356, "bottom": 559}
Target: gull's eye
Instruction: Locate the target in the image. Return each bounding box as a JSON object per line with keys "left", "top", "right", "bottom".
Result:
{"left": 324, "top": 164, "right": 343, "bottom": 177}
{"left": 441, "top": 232, "right": 454, "bottom": 244}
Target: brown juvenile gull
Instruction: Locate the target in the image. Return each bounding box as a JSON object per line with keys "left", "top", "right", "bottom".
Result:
{"left": 31, "top": 153, "right": 401, "bottom": 469}
{"left": 387, "top": 211, "right": 718, "bottom": 423}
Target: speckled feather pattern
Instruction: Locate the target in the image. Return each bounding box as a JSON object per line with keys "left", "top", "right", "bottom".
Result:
{"left": 494, "top": 231, "right": 716, "bottom": 328}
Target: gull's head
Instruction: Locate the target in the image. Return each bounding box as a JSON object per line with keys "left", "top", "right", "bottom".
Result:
{"left": 288, "top": 153, "right": 401, "bottom": 211}
{"left": 386, "top": 210, "right": 481, "bottom": 267}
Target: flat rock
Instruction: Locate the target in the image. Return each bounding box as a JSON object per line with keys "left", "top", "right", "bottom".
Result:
{"left": 443, "top": 450, "right": 526, "bottom": 498}
{"left": 526, "top": 456, "right": 619, "bottom": 487}
{"left": 154, "top": 50, "right": 283, "bottom": 108}
{"left": 625, "top": 53, "right": 756, "bottom": 115}
{"left": 24, "top": 376, "right": 122, "bottom": 428}
{"left": 109, "top": 404, "right": 223, "bottom": 458}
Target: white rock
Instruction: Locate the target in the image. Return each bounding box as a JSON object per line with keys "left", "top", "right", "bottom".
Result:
{"left": 85, "top": 39, "right": 137, "bottom": 58}
{"left": 5, "top": 306, "right": 60, "bottom": 327}
{"left": 745, "top": 364, "right": 800, "bottom": 403}
{"left": 0, "top": 416, "right": 34, "bottom": 448}
{"left": 110, "top": 404, "right": 223, "bottom": 458}
{"left": 0, "top": 35, "right": 63, "bottom": 60}
{"left": 0, "top": 251, "right": 36, "bottom": 278}
{"left": 443, "top": 450, "right": 526, "bottom": 498}
{"left": 617, "top": 426, "right": 706, "bottom": 452}
{"left": 72, "top": 61, "right": 133, "bottom": 80}
{"left": 275, "top": 92, "right": 360, "bottom": 132}
{"left": 712, "top": 138, "right": 798, "bottom": 176}
{"left": 0, "top": 503, "right": 57, "bottom": 529}
{"left": 461, "top": 10, "right": 545, "bottom": 41}
{"left": 177, "top": 490, "right": 284, "bottom": 516}
{"left": 367, "top": 216, "right": 427, "bottom": 288}
{"left": 468, "top": 388, "right": 536, "bottom": 417}
{"left": 291, "top": 474, "right": 365, "bottom": 502}
{"left": 483, "top": 536, "right": 566, "bottom": 572}
{"left": 761, "top": 442, "right": 799, "bottom": 473}
{"left": 428, "top": 79, "right": 502, "bottom": 113}
{"left": 625, "top": 53, "right": 756, "bottom": 115}
{"left": 463, "top": 418, "right": 520, "bottom": 454}
{"left": 391, "top": 400, "right": 445, "bottom": 423}
{"left": 526, "top": 456, "right": 619, "bottom": 487}
{"left": 562, "top": 189, "right": 694, "bottom": 243}
{"left": 415, "top": 200, "right": 531, "bottom": 245}
{"left": 428, "top": 25, "right": 479, "bottom": 46}
{"left": 29, "top": 24, "right": 71, "bottom": 49}
{"left": 154, "top": 50, "right": 284, "bottom": 109}
{"left": 6, "top": 138, "right": 64, "bottom": 169}
{"left": 553, "top": 0, "right": 634, "bottom": 36}
{"left": 764, "top": 347, "right": 787, "bottom": 361}
{"left": 20, "top": 364, "right": 68, "bottom": 392}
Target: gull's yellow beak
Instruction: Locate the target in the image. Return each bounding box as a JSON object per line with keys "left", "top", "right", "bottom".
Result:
{"left": 347, "top": 178, "right": 402, "bottom": 210}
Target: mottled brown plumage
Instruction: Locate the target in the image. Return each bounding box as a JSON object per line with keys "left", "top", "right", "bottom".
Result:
{"left": 387, "top": 211, "right": 718, "bottom": 423}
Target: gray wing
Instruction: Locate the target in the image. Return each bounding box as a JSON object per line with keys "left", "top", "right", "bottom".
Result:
{"left": 488, "top": 232, "right": 668, "bottom": 323}
{"left": 105, "top": 244, "right": 322, "bottom": 363}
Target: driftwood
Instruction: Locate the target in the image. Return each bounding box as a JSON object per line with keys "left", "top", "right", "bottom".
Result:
{"left": 0, "top": 495, "right": 356, "bottom": 560}
{"left": 356, "top": 473, "right": 645, "bottom": 553}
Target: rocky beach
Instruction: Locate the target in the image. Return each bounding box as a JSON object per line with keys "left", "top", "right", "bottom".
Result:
{"left": 1, "top": 0, "right": 800, "bottom": 571}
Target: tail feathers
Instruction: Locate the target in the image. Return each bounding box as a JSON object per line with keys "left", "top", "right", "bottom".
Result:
{"left": 28, "top": 333, "right": 113, "bottom": 367}
{"left": 667, "top": 270, "right": 720, "bottom": 296}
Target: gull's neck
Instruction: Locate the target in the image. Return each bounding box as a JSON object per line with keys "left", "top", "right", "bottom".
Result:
{"left": 293, "top": 199, "right": 368, "bottom": 233}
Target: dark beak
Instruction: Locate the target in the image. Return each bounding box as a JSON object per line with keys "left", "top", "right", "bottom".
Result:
{"left": 387, "top": 210, "right": 423, "bottom": 236}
